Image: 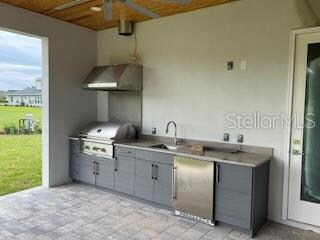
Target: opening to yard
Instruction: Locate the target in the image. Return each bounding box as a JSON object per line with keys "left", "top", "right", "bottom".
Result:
{"left": 0, "top": 29, "right": 43, "bottom": 196}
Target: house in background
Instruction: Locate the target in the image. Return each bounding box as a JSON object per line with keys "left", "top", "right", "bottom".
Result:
{"left": 5, "top": 78, "right": 42, "bottom": 107}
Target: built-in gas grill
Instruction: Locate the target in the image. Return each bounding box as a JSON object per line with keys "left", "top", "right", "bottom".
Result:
{"left": 79, "top": 121, "right": 136, "bottom": 158}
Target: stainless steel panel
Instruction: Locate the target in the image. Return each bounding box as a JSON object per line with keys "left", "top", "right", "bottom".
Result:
{"left": 82, "top": 64, "right": 142, "bottom": 91}
{"left": 118, "top": 19, "right": 133, "bottom": 35}
{"left": 174, "top": 156, "right": 214, "bottom": 221}
{"left": 81, "top": 140, "right": 113, "bottom": 158}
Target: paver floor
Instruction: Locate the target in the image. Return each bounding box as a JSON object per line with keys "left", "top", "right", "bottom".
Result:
{"left": 0, "top": 183, "right": 319, "bottom": 240}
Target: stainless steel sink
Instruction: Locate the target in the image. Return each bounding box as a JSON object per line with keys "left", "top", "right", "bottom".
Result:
{"left": 150, "top": 144, "right": 183, "bottom": 151}
{"left": 151, "top": 144, "right": 169, "bottom": 150}
{"left": 150, "top": 144, "right": 239, "bottom": 153}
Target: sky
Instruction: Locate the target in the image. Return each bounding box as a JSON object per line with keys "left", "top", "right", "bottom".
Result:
{"left": 0, "top": 30, "right": 42, "bottom": 91}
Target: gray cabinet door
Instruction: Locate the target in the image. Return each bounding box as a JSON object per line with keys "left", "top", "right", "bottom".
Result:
{"left": 79, "top": 156, "right": 95, "bottom": 185}
{"left": 153, "top": 162, "right": 173, "bottom": 207}
{"left": 135, "top": 158, "right": 154, "bottom": 201}
{"left": 114, "top": 155, "right": 135, "bottom": 195}
{"left": 70, "top": 141, "right": 80, "bottom": 155}
{"left": 95, "top": 158, "right": 115, "bottom": 190}
{"left": 70, "top": 154, "right": 80, "bottom": 181}
{"left": 69, "top": 140, "right": 80, "bottom": 181}
{"left": 215, "top": 163, "right": 252, "bottom": 230}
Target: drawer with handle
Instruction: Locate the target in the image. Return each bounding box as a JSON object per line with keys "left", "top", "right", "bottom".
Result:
{"left": 115, "top": 146, "right": 136, "bottom": 158}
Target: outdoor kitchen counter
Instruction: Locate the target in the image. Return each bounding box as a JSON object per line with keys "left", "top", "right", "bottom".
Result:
{"left": 114, "top": 140, "right": 272, "bottom": 167}
{"left": 69, "top": 136, "right": 79, "bottom": 141}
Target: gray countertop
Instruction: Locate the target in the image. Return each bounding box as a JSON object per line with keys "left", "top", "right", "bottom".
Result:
{"left": 114, "top": 140, "right": 272, "bottom": 167}
{"left": 69, "top": 136, "right": 79, "bottom": 141}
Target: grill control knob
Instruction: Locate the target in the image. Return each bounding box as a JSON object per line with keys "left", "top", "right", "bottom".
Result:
{"left": 93, "top": 147, "right": 98, "bottom": 151}
{"left": 85, "top": 145, "right": 90, "bottom": 150}
{"left": 101, "top": 148, "right": 106, "bottom": 152}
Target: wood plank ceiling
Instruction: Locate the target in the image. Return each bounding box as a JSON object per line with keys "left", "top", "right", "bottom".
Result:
{"left": 2, "top": 0, "right": 237, "bottom": 31}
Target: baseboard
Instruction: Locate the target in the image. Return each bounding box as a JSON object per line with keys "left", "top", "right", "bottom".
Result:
{"left": 273, "top": 218, "right": 320, "bottom": 234}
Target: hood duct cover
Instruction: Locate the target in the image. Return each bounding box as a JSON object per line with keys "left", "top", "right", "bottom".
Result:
{"left": 82, "top": 64, "right": 142, "bottom": 91}
{"left": 118, "top": 20, "right": 134, "bottom": 36}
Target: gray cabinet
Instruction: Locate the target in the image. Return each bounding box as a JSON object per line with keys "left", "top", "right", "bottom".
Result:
{"left": 73, "top": 142, "right": 270, "bottom": 237}
{"left": 153, "top": 162, "right": 173, "bottom": 206}
{"left": 114, "top": 146, "right": 174, "bottom": 207}
{"left": 79, "top": 155, "right": 96, "bottom": 185}
{"left": 69, "top": 140, "right": 80, "bottom": 181}
{"left": 70, "top": 140, "right": 80, "bottom": 155}
{"left": 135, "top": 150, "right": 174, "bottom": 207}
{"left": 114, "top": 155, "right": 135, "bottom": 195}
{"left": 70, "top": 154, "right": 80, "bottom": 180}
{"left": 69, "top": 140, "right": 115, "bottom": 189}
{"left": 214, "top": 162, "right": 270, "bottom": 237}
{"left": 78, "top": 156, "right": 115, "bottom": 188}
{"left": 135, "top": 158, "right": 154, "bottom": 201}
{"left": 95, "top": 157, "right": 115, "bottom": 189}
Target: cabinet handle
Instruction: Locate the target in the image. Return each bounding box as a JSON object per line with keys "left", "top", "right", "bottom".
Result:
{"left": 173, "top": 166, "right": 177, "bottom": 200}
{"left": 154, "top": 164, "right": 158, "bottom": 181}
{"left": 114, "top": 157, "right": 118, "bottom": 172}
{"left": 151, "top": 164, "right": 154, "bottom": 180}
{"left": 93, "top": 161, "right": 96, "bottom": 175}
{"left": 119, "top": 150, "right": 131, "bottom": 154}
{"left": 96, "top": 162, "right": 99, "bottom": 176}
{"left": 216, "top": 164, "right": 220, "bottom": 183}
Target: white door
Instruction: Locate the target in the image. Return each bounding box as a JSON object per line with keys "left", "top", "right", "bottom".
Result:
{"left": 288, "top": 31, "right": 320, "bottom": 226}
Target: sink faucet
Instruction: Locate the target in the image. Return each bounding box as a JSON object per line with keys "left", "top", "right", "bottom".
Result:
{"left": 166, "top": 121, "right": 178, "bottom": 146}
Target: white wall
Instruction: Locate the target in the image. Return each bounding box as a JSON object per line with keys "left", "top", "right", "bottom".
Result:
{"left": 97, "top": 0, "right": 317, "bottom": 224}
{"left": 0, "top": 3, "right": 97, "bottom": 187}
{"left": 308, "top": 0, "right": 320, "bottom": 22}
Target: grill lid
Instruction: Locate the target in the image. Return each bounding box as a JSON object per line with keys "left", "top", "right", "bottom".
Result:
{"left": 79, "top": 121, "right": 136, "bottom": 141}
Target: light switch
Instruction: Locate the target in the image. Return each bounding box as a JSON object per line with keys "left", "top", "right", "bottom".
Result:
{"left": 293, "top": 139, "right": 301, "bottom": 145}
{"left": 240, "top": 61, "right": 247, "bottom": 70}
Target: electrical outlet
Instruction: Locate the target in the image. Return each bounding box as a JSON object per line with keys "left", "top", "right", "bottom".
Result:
{"left": 237, "top": 134, "right": 244, "bottom": 143}
{"left": 152, "top": 128, "right": 156, "bottom": 135}
{"left": 227, "top": 61, "right": 234, "bottom": 71}
{"left": 223, "top": 133, "right": 230, "bottom": 142}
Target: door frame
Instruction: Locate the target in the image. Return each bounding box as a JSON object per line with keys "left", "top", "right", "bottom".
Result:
{"left": 0, "top": 27, "right": 50, "bottom": 188}
{"left": 283, "top": 26, "right": 320, "bottom": 231}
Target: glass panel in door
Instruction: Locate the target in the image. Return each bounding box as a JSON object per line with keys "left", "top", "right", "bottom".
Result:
{"left": 301, "top": 43, "right": 320, "bottom": 203}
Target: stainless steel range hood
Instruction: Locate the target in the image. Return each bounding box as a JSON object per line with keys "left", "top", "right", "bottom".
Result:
{"left": 82, "top": 64, "right": 142, "bottom": 91}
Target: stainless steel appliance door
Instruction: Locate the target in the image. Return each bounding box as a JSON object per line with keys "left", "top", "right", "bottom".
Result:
{"left": 174, "top": 156, "right": 214, "bottom": 221}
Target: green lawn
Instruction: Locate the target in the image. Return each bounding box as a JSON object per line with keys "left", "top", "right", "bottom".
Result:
{"left": 0, "top": 135, "right": 42, "bottom": 196}
{"left": 0, "top": 105, "right": 42, "bottom": 195}
{"left": 0, "top": 105, "right": 42, "bottom": 132}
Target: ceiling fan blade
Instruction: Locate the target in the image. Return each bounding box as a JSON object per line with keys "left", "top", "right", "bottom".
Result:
{"left": 103, "top": 0, "right": 113, "bottom": 20}
{"left": 159, "top": 0, "right": 191, "bottom": 4}
{"left": 120, "top": 0, "right": 160, "bottom": 18}
{"left": 54, "top": 0, "right": 91, "bottom": 10}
